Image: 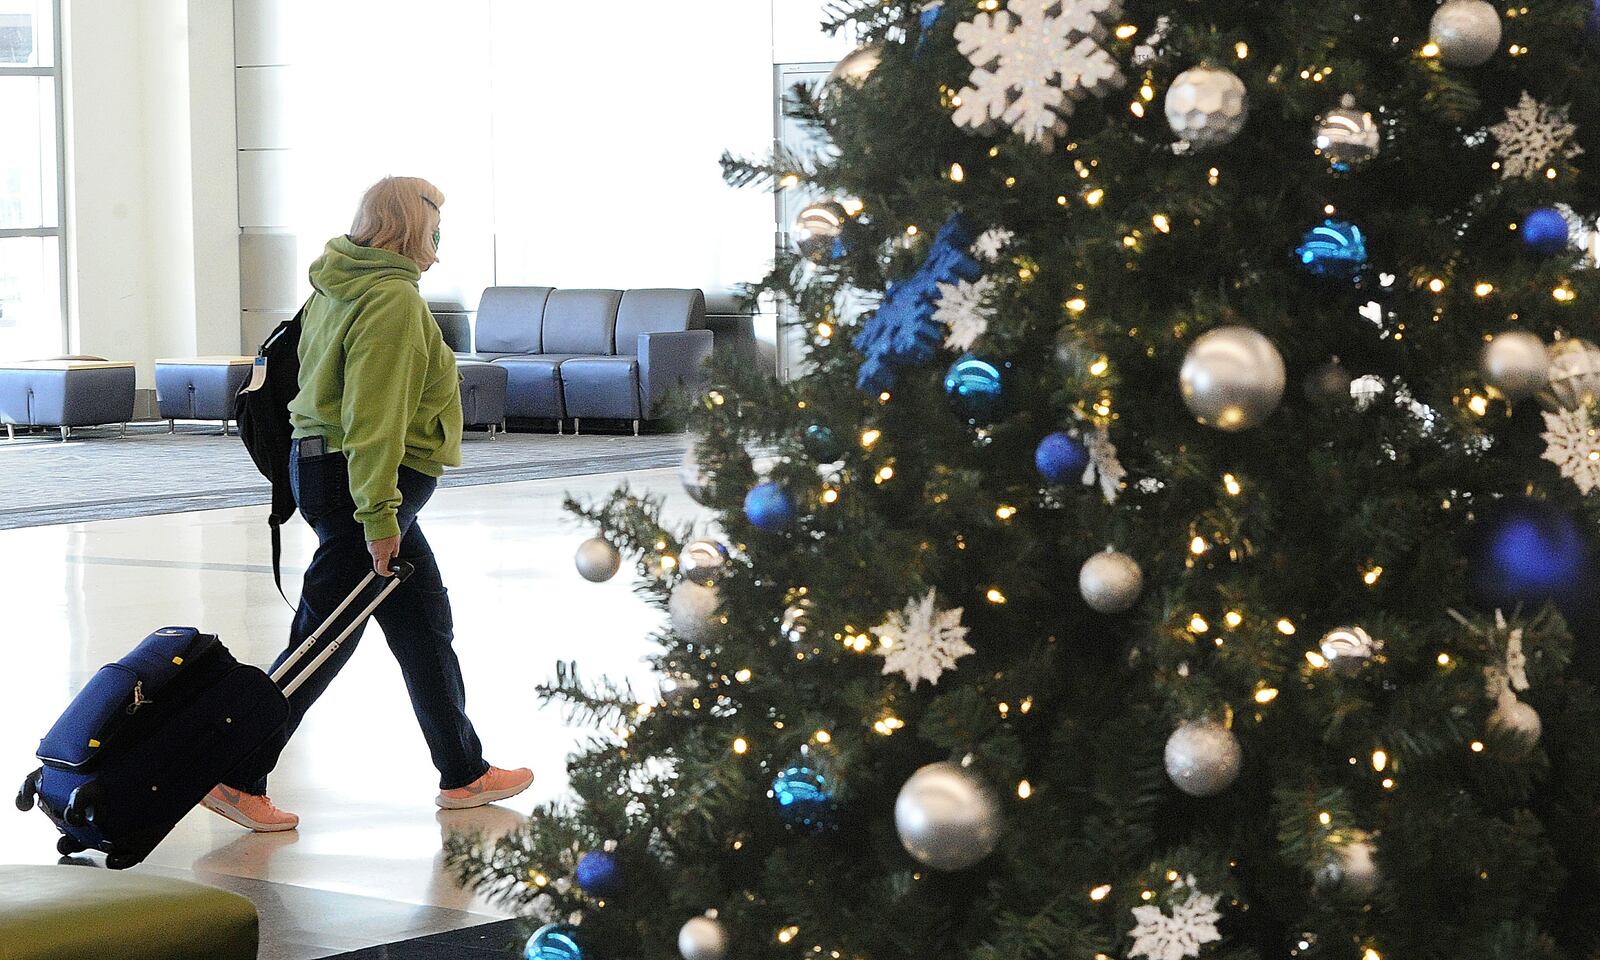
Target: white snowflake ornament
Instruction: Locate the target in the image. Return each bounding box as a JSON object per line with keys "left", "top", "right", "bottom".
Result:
{"left": 934, "top": 276, "right": 997, "bottom": 351}
{"left": 1082, "top": 423, "right": 1126, "bottom": 503}
{"left": 873, "top": 589, "right": 974, "bottom": 688}
{"left": 1490, "top": 92, "right": 1583, "bottom": 181}
{"left": 972, "top": 227, "right": 1016, "bottom": 262}
{"left": 1128, "top": 880, "right": 1224, "bottom": 960}
{"left": 1541, "top": 406, "right": 1600, "bottom": 494}
{"left": 952, "top": 0, "right": 1125, "bottom": 150}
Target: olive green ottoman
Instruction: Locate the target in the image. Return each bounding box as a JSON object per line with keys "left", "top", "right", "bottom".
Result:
{"left": 0, "top": 866, "right": 257, "bottom": 960}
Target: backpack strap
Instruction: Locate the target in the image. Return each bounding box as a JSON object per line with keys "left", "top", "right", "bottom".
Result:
{"left": 270, "top": 515, "right": 292, "bottom": 610}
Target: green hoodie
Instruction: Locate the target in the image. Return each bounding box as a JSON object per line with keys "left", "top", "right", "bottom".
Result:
{"left": 289, "top": 236, "right": 463, "bottom": 542}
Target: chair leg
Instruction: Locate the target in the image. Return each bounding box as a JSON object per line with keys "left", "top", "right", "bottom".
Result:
{"left": 59, "top": 426, "right": 69, "bottom": 441}
{"left": 222, "top": 420, "right": 231, "bottom": 437}
{"left": 168, "top": 419, "right": 176, "bottom": 434}
{"left": 632, "top": 419, "right": 640, "bottom": 436}
{"left": 120, "top": 422, "right": 128, "bottom": 439}
{"left": 5, "top": 424, "right": 13, "bottom": 441}
{"left": 573, "top": 418, "right": 581, "bottom": 436}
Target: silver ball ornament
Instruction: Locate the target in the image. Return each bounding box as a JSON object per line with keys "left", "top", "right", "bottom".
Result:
{"left": 669, "top": 581, "right": 721, "bottom": 644}
{"left": 1314, "top": 95, "right": 1380, "bottom": 169}
{"left": 894, "top": 762, "right": 1002, "bottom": 871}
{"left": 1488, "top": 699, "right": 1543, "bottom": 759}
{"left": 1481, "top": 331, "right": 1549, "bottom": 400}
{"left": 677, "top": 916, "right": 729, "bottom": 960}
{"left": 1318, "top": 838, "right": 1381, "bottom": 900}
{"left": 780, "top": 598, "right": 814, "bottom": 644}
{"left": 680, "top": 444, "right": 715, "bottom": 506}
{"left": 574, "top": 538, "right": 622, "bottom": 583}
{"left": 1165, "top": 66, "right": 1249, "bottom": 150}
{"left": 679, "top": 539, "right": 731, "bottom": 586}
{"left": 1430, "top": 0, "right": 1503, "bottom": 67}
{"left": 1164, "top": 722, "right": 1243, "bottom": 797}
{"left": 794, "top": 200, "right": 849, "bottom": 264}
{"left": 1079, "top": 550, "right": 1144, "bottom": 614}
{"left": 827, "top": 43, "right": 883, "bottom": 89}
{"left": 1350, "top": 374, "right": 1386, "bottom": 411}
{"left": 1538, "top": 338, "right": 1600, "bottom": 412}
{"left": 1180, "top": 326, "right": 1287, "bottom": 431}
{"left": 1319, "top": 625, "right": 1382, "bottom": 674}
{"left": 1305, "top": 360, "right": 1354, "bottom": 403}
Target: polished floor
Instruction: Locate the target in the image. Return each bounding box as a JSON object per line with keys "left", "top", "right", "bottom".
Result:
{"left": 0, "top": 466, "right": 698, "bottom": 959}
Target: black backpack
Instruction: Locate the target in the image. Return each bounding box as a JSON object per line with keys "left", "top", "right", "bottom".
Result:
{"left": 234, "top": 301, "right": 308, "bottom": 601}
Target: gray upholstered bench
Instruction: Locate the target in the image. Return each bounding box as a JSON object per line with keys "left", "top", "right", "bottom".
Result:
{"left": 0, "top": 359, "right": 138, "bottom": 441}
{"left": 155, "top": 356, "right": 256, "bottom": 435}
{"left": 457, "top": 360, "right": 508, "bottom": 435}
{"left": 0, "top": 864, "right": 259, "bottom": 959}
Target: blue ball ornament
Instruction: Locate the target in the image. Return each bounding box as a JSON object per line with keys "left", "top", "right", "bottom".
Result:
{"left": 771, "top": 763, "right": 838, "bottom": 832}
{"left": 744, "top": 482, "right": 797, "bottom": 532}
{"left": 525, "top": 923, "right": 584, "bottom": 960}
{"left": 1036, "top": 431, "right": 1089, "bottom": 485}
{"left": 1522, "top": 207, "right": 1570, "bottom": 255}
{"left": 575, "top": 850, "right": 622, "bottom": 897}
{"left": 1469, "top": 498, "right": 1588, "bottom": 605}
{"left": 1296, "top": 219, "right": 1368, "bottom": 281}
{"left": 804, "top": 424, "right": 844, "bottom": 463}
{"left": 943, "top": 354, "right": 1009, "bottom": 424}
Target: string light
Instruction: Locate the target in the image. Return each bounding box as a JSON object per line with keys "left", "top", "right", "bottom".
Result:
{"left": 1421, "top": 41, "right": 1441, "bottom": 57}
{"left": 1437, "top": 653, "right": 1452, "bottom": 666}
{"left": 814, "top": 730, "right": 831, "bottom": 744}
{"left": 1554, "top": 284, "right": 1577, "bottom": 302}
{"left": 1235, "top": 41, "right": 1249, "bottom": 59}
{"left": 1223, "top": 474, "right": 1242, "bottom": 496}
{"left": 1277, "top": 618, "right": 1297, "bottom": 636}
{"left": 1363, "top": 565, "right": 1384, "bottom": 586}
{"left": 1471, "top": 740, "right": 1485, "bottom": 753}
{"left": 1224, "top": 610, "right": 1243, "bottom": 629}
{"left": 1474, "top": 282, "right": 1495, "bottom": 297}
{"left": 876, "top": 465, "right": 895, "bottom": 483}
{"left": 861, "top": 428, "right": 881, "bottom": 448}
{"left": 1255, "top": 687, "right": 1280, "bottom": 704}
{"left": 987, "top": 587, "right": 1008, "bottom": 604}
{"left": 1017, "top": 779, "right": 1033, "bottom": 799}
{"left": 1090, "top": 883, "right": 1113, "bottom": 901}
{"left": 821, "top": 487, "right": 839, "bottom": 505}
{"left": 1364, "top": 949, "right": 1382, "bottom": 960}
{"left": 778, "top": 926, "right": 800, "bottom": 944}
{"left": 1066, "top": 297, "right": 1088, "bottom": 313}
{"left": 996, "top": 505, "right": 1019, "bottom": 521}
{"left": 1152, "top": 214, "right": 1171, "bottom": 234}
{"left": 1467, "top": 395, "right": 1489, "bottom": 416}
{"left": 949, "top": 162, "right": 965, "bottom": 183}
{"left": 531, "top": 871, "right": 549, "bottom": 887}
{"left": 1372, "top": 749, "right": 1389, "bottom": 772}
{"left": 1189, "top": 614, "right": 1211, "bottom": 633}
{"left": 1084, "top": 188, "right": 1105, "bottom": 206}
{"left": 778, "top": 174, "right": 801, "bottom": 189}
{"left": 1114, "top": 24, "right": 1138, "bottom": 39}
{"left": 1306, "top": 651, "right": 1329, "bottom": 669}
{"left": 1190, "top": 536, "right": 1209, "bottom": 555}
{"left": 735, "top": 668, "right": 753, "bottom": 682}
{"left": 733, "top": 737, "right": 749, "bottom": 755}
{"left": 1089, "top": 356, "right": 1110, "bottom": 376}
{"left": 1207, "top": 167, "right": 1220, "bottom": 187}
{"left": 1427, "top": 278, "right": 1446, "bottom": 294}
{"left": 816, "top": 321, "right": 834, "bottom": 339}
{"left": 873, "top": 715, "right": 905, "bottom": 735}
{"left": 1318, "top": 811, "right": 1332, "bottom": 826}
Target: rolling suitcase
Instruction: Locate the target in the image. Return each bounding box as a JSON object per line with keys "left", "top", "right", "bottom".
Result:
{"left": 15, "top": 561, "right": 413, "bottom": 869}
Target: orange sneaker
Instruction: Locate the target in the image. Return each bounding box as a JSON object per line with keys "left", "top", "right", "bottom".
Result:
{"left": 435, "top": 766, "right": 533, "bottom": 810}
{"left": 201, "top": 785, "right": 300, "bottom": 833}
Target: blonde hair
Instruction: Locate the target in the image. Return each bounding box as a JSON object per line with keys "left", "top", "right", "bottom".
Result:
{"left": 348, "top": 176, "right": 444, "bottom": 269}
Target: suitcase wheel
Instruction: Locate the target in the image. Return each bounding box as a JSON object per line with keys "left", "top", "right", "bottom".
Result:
{"left": 15, "top": 767, "right": 42, "bottom": 812}
{"left": 56, "top": 835, "right": 87, "bottom": 856}
{"left": 64, "top": 783, "right": 103, "bottom": 828}
{"left": 105, "top": 853, "right": 139, "bottom": 871}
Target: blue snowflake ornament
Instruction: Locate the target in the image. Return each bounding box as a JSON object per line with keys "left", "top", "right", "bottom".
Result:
{"left": 855, "top": 214, "right": 981, "bottom": 393}
{"left": 1296, "top": 219, "right": 1368, "bottom": 282}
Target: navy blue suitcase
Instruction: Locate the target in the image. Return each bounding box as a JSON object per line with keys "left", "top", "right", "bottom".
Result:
{"left": 15, "top": 563, "right": 411, "bottom": 869}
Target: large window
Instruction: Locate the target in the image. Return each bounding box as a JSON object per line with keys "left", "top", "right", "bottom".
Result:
{"left": 0, "top": 0, "right": 63, "bottom": 360}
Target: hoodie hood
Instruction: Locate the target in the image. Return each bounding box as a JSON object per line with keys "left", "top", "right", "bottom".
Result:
{"left": 307, "top": 235, "right": 421, "bottom": 303}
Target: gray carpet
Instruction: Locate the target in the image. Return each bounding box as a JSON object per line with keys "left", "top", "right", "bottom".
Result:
{"left": 0, "top": 422, "right": 687, "bottom": 529}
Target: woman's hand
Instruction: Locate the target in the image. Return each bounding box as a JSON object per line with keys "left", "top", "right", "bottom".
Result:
{"left": 368, "top": 535, "right": 403, "bottom": 576}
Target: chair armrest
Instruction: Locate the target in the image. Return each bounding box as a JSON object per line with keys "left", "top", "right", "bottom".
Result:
{"left": 639, "top": 330, "right": 713, "bottom": 417}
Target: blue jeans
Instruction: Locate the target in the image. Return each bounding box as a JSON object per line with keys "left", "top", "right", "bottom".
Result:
{"left": 225, "top": 440, "right": 489, "bottom": 794}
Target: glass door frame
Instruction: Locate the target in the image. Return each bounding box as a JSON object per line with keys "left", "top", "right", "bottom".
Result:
{"left": 0, "top": 0, "right": 67, "bottom": 352}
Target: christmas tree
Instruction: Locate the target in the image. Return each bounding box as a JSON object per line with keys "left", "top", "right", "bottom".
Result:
{"left": 449, "top": 3, "right": 1600, "bottom": 959}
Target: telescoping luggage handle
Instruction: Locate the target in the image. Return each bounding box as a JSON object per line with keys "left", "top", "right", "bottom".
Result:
{"left": 271, "top": 560, "right": 414, "bottom": 698}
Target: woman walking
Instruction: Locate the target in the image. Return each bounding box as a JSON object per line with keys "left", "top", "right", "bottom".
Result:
{"left": 204, "top": 177, "right": 531, "bottom": 831}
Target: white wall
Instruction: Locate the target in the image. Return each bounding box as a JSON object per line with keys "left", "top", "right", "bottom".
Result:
{"left": 243, "top": 0, "right": 854, "bottom": 314}
{"left": 63, "top": 0, "right": 238, "bottom": 388}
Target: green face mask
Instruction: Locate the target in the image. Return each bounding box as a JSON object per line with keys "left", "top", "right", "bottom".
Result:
{"left": 432, "top": 227, "right": 441, "bottom": 251}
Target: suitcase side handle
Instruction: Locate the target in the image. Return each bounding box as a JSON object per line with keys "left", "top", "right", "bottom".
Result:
{"left": 270, "top": 561, "right": 413, "bottom": 694}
